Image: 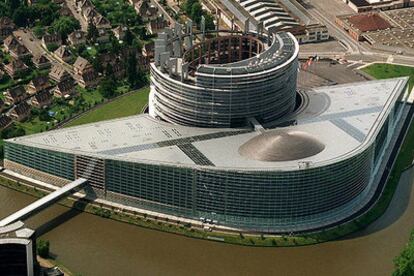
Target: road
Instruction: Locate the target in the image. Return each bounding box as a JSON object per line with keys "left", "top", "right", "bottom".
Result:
{"left": 15, "top": 29, "right": 76, "bottom": 75}
{"left": 65, "top": 0, "right": 88, "bottom": 31}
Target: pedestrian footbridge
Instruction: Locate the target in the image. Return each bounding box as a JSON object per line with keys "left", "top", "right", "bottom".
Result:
{"left": 0, "top": 178, "right": 88, "bottom": 227}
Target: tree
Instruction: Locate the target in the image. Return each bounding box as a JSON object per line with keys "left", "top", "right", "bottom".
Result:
{"left": 190, "top": 2, "right": 203, "bottom": 25}
{"left": 13, "top": 6, "right": 34, "bottom": 27}
{"left": 33, "top": 25, "right": 45, "bottom": 38}
{"left": 124, "top": 28, "right": 134, "bottom": 46}
{"left": 109, "top": 33, "right": 120, "bottom": 54}
{"left": 39, "top": 109, "right": 51, "bottom": 121}
{"left": 184, "top": 0, "right": 198, "bottom": 15}
{"left": 1, "top": 125, "right": 25, "bottom": 139}
{"left": 37, "top": 240, "right": 50, "bottom": 258}
{"left": 204, "top": 14, "right": 215, "bottom": 31}
{"left": 9, "top": 0, "right": 22, "bottom": 11}
{"left": 52, "top": 16, "right": 80, "bottom": 40}
{"left": 394, "top": 230, "right": 414, "bottom": 276}
{"left": 98, "top": 77, "right": 116, "bottom": 98}
{"left": 87, "top": 19, "right": 99, "bottom": 43}
{"left": 126, "top": 52, "right": 137, "bottom": 87}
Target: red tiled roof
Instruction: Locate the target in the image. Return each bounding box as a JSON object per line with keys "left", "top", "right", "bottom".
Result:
{"left": 348, "top": 13, "right": 392, "bottom": 32}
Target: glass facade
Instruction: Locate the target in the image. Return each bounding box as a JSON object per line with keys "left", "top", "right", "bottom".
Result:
{"left": 4, "top": 143, "right": 75, "bottom": 181}
{"left": 3, "top": 80, "right": 408, "bottom": 232}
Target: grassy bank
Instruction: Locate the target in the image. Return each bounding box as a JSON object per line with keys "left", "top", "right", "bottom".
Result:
{"left": 64, "top": 87, "right": 149, "bottom": 127}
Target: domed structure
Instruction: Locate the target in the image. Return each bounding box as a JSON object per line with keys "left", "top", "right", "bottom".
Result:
{"left": 239, "top": 130, "right": 325, "bottom": 162}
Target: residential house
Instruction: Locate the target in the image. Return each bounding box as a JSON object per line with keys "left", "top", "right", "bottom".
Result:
{"left": 3, "top": 35, "right": 20, "bottom": 52}
{"left": 121, "top": 47, "right": 149, "bottom": 71}
{"left": 54, "top": 78, "right": 77, "bottom": 99}
{"left": 73, "top": 56, "right": 92, "bottom": 75}
{"left": 142, "top": 42, "right": 154, "bottom": 60}
{"left": 33, "top": 54, "right": 51, "bottom": 69}
{"left": 10, "top": 102, "right": 31, "bottom": 122}
{"left": 111, "top": 61, "right": 126, "bottom": 78}
{"left": 77, "top": 0, "right": 93, "bottom": 12}
{"left": 42, "top": 33, "right": 62, "bottom": 48}
{"left": 99, "top": 53, "right": 117, "bottom": 67}
{"left": 27, "top": 76, "right": 51, "bottom": 95}
{"left": 0, "top": 98, "right": 5, "bottom": 113}
{"left": 78, "top": 70, "right": 99, "bottom": 88}
{"left": 112, "top": 26, "right": 128, "bottom": 40}
{"left": 68, "top": 30, "right": 87, "bottom": 46}
{"left": 54, "top": 45, "right": 73, "bottom": 63}
{"left": 49, "top": 64, "right": 71, "bottom": 82}
{"left": 96, "top": 28, "right": 110, "bottom": 43}
{"left": 94, "top": 14, "right": 111, "bottom": 29}
{"left": 0, "top": 115, "right": 13, "bottom": 131}
{"left": 59, "top": 4, "right": 73, "bottom": 17}
{"left": 82, "top": 7, "right": 98, "bottom": 21}
{"left": 31, "top": 90, "right": 53, "bottom": 108}
{"left": 147, "top": 15, "right": 169, "bottom": 34}
{"left": 4, "top": 85, "right": 27, "bottom": 105}
{"left": 3, "top": 35, "right": 31, "bottom": 59}
{"left": 135, "top": 0, "right": 158, "bottom": 21}
{"left": 4, "top": 58, "right": 29, "bottom": 78}
{"left": 74, "top": 56, "right": 99, "bottom": 88}
{"left": 0, "top": 17, "right": 16, "bottom": 41}
{"left": 99, "top": 53, "right": 126, "bottom": 78}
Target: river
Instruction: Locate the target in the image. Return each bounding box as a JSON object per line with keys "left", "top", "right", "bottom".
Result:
{"left": 1, "top": 168, "right": 414, "bottom": 276}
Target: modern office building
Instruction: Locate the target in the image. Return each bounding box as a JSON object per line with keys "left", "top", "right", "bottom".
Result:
{"left": 3, "top": 25, "right": 412, "bottom": 233}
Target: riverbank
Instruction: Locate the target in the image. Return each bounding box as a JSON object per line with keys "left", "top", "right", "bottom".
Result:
{"left": 37, "top": 256, "right": 74, "bottom": 276}
{"left": 0, "top": 174, "right": 319, "bottom": 247}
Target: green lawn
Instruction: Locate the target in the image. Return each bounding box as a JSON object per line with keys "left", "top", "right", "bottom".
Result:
{"left": 65, "top": 87, "right": 149, "bottom": 127}
{"left": 362, "top": 63, "right": 414, "bottom": 90}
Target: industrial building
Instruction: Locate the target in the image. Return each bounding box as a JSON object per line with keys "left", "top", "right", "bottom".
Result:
{"left": 231, "top": 0, "right": 329, "bottom": 43}
{"left": 3, "top": 25, "right": 412, "bottom": 233}
{"left": 342, "top": 0, "right": 414, "bottom": 13}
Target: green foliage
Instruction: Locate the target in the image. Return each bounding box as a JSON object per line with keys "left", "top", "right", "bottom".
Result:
{"left": 52, "top": 16, "right": 80, "bottom": 40}
{"left": 86, "top": 20, "right": 99, "bottom": 43}
{"left": 98, "top": 77, "right": 117, "bottom": 99}
{"left": 204, "top": 14, "right": 215, "bottom": 31}
{"left": 123, "top": 29, "right": 134, "bottom": 46}
{"left": 190, "top": 2, "right": 203, "bottom": 24}
{"left": 184, "top": 0, "right": 198, "bottom": 15}
{"left": 95, "top": 208, "right": 111, "bottom": 218}
{"left": 126, "top": 52, "right": 137, "bottom": 86}
{"left": 8, "top": 0, "right": 59, "bottom": 27}
{"left": 92, "top": 0, "right": 142, "bottom": 27}
{"left": 394, "top": 230, "right": 414, "bottom": 276}
{"left": 46, "top": 43, "right": 59, "bottom": 52}
{"left": 184, "top": 0, "right": 215, "bottom": 29}
{"left": 33, "top": 25, "right": 46, "bottom": 38}
{"left": 1, "top": 125, "right": 25, "bottom": 139}
{"left": 37, "top": 239, "right": 50, "bottom": 258}
{"left": 39, "top": 109, "right": 51, "bottom": 121}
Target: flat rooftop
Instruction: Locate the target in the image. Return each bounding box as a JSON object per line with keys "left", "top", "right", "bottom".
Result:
{"left": 8, "top": 77, "right": 409, "bottom": 171}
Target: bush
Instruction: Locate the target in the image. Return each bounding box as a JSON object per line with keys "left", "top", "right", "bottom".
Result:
{"left": 37, "top": 240, "right": 50, "bottom": 258}
{"left": 47, "top": 43, "right": 59, "bottom": 52}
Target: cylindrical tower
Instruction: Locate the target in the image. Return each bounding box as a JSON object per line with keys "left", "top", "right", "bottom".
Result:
{"left": 149, "top": 28, "right": 299, "bottom": 128}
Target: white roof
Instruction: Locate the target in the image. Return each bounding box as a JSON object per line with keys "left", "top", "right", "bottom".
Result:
{"left": 8, "top": 78, "right": 409, "bottom": 172}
